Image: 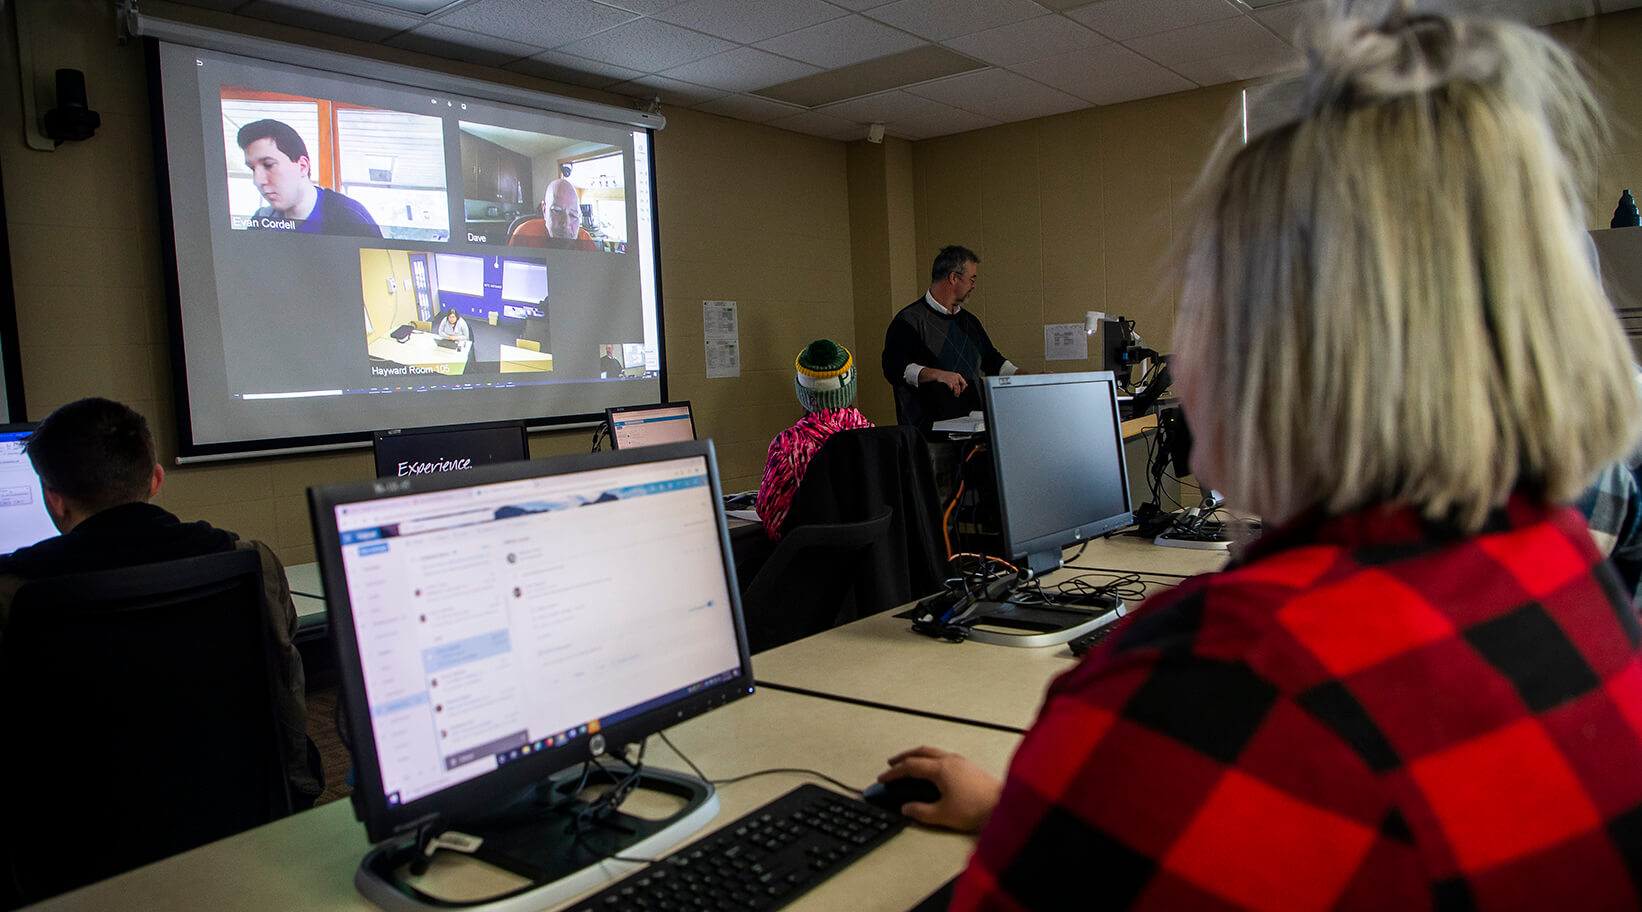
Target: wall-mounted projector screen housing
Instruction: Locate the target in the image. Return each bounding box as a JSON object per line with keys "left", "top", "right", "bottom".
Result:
{"left": 144, "top": 24, "right": 667, "bottom": 460}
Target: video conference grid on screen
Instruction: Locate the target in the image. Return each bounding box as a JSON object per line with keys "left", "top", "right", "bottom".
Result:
{"left": 0, "top": 427, "right": 56, "bottom": 556}
{"left": 331, "top": 456, "right": 741, "bottom": 806}
{"left": 153, "top": 40, "right": 667, "bottom": 454}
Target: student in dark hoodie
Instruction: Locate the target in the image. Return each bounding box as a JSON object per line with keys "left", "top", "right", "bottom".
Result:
{"left": 0, "top": 397, "right": 321, "bottom": 805}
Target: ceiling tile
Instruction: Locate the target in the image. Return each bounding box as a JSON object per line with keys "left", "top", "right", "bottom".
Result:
{"left": 889, "top": 107, "right": 1001, "bottom": 139}
{"left": 433, "top": 0, "right": 637, "bottom": 48}
{"left": 610, "top": 74, "right": 730, "bottom": 105}
{"left": 1066, "top": 0, "right": 1242, "bottom": 41}
{"left": 943, "top": 14, "right": 1109, "bottom": 67}
{"left": 660, "top": 47, "right": 823, "bottom": 92}
{"left": 1167, "top": 42, "right": 1303, "bottom": 85}
{"left": 385, "top": 23, "right": 539, "bottom": 67}
{"left": 589, "top": 0, "right": 690, "bottom": 12}
{"left": 1600, "top": 0, "right": 1642, "bottom": 11}
{"left": 767, "top": 109, "right": 867, "bottom": 140}
{"left": 905, "top": 68, "right": 1087, "bottom": 121}
{"left": 556, "top": 17, "right": 737, "bottom": 71}
{"left": 653, "top": 0, "right": 846, "bottom": 44}
{"left": 1124, "top": 14, "right": 1277, "bottom": 66}
{"left": 1251, "top": 0, "right": 1324, "bottom": 45}
{"left": 754, "top": 15, "right": 925, "bottom": 68}
{"left": 694, "top": 93, "right": 808, "bottom": 122}
{"left": 754, "top": 45, "right": 983, "bottom": 107}
{"left": 504, "top": 51, "right": 643, "bottom": 87}
{"left": 238, "top": 0, "right": 423, "bottom": 41}
{"left": 169, "top": 0, "right": 257, "bottom": 10}
{"left": 814, "top": 89, "right": 957, "bottom": 122}
{"left": 1010, "top": 41, "right": 1194, "bottom": 104}
{"left": 868, "top": 0, "right": 1053, "bottom": 42}
{"left": 339, "top": 0, "right": 448, "bottom": 10}
{"left": 1464, "top": 0, "right": 1601, "bottom": 24}
{"left": 823, "top": 0, "right": 900, "bottom": 10}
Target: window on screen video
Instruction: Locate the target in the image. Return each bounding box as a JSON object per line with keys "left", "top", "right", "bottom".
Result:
{"left": 222, "top": 90, "right": 450, "bottom": 241}
{"left": 458, "top": 122, "right": 627, "bottom": 254}
{"left": 362, "top": 249, "right": 553, "bottom": 379}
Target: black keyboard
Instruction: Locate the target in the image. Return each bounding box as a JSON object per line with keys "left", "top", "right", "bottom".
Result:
{"left": 1068, "top": 620, "right": 1121, "bottom": 657}
{"left": 567, "top": 784, "right": 907, "bottom": 911}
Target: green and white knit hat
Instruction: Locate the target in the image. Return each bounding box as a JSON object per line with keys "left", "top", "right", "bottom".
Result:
{"left": 794, "top": 340, "right": 857, "bottom": 413}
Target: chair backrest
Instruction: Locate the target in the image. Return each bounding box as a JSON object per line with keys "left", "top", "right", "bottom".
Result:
{"left": 741, "top": 507, "right": 892, "bottom": 653}
{"left": 781, "top": 426, "right": 948, "bottom": 612}
{"left": 514, "top": 338, "right": 540, "bottom": 352}
{"left": 0, "top": 550, "right": 293, "bottom": 906}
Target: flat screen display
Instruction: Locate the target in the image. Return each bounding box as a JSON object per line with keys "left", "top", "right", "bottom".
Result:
{"left": 607, "top": 403, "right": 695, "bottom": 449}
{"left": 310, "top": 441, "right": 751, "bottom": 840}
{"left": 148, "top": 38, "right": 667, "bottom": 458}
{"left": 372, "top": 421, "right": 528, "bottom": 479}
{"left": 0, "top": 425, "right": 56, "bottom": 556}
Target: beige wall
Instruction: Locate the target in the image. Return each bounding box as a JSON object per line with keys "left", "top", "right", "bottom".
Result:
{"left": 0, "top": 0, "right": 853, "bottom": 565}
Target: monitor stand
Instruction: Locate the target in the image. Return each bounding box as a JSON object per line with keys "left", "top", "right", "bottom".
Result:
{"left": 355, "top": 767, "right": 717, "bottom": 912}
{"left": 961, "top": 593, "right": 1125, "bottom": 648}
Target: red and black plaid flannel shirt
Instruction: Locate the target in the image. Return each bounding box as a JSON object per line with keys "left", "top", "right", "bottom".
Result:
{"left": 953, "top": 497, "right": 1642, "bottom": 910}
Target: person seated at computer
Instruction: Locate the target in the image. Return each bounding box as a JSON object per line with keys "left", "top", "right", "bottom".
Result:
{"left": 236, "top": 118, "right": 382, "bottom": 238}
{"left": 878, "top": 9, "right": 1642, "bottom": 908}
{"left": 435, "top": 309, "right": 470, "bottom": 344}
{"left": 881, "top": 245, "right": 1017, "bottom": 431}
{"left": 0, "top": 398, "right": 322, "bottom": 806}
{"left": 755, "top": 340, "right": 873, "bottom": 540}
{"left": 508, "top": 179, "right": 597, "bottom": 251}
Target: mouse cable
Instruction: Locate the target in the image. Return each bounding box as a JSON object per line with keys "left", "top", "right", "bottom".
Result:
{"left": 657, "top": 731, "right": 861, "bottom": 796}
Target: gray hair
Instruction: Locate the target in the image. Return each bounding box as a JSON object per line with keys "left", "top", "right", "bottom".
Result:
{"left": 1176, "top": 8, "right": 1640, "bottom": 531}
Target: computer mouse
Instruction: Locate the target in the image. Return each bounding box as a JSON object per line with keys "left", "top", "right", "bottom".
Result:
{"left": 862, "top": 777, "right": 942, "bottom": 815}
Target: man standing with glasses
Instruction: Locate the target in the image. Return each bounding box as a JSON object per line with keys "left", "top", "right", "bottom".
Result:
{"left": 882, "top": 245, "right": 1018, "bottom": 430}
{"left": 509, "top": 178, "right": 596, "bottom": 251}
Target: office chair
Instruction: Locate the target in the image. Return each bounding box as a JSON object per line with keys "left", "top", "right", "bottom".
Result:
{"left": 514, "top": 338, "right": 540, "bottom": 352}
{"left": 412, "top": 320, "right": 432, "bottom": 333}
{"left": 0, "top": 550, "right": 294, "bottom": 907}
{"left": 779, "top": 427, "right": 948, "bottom": 613}
{"left": 740, "top": 507, "right": 892, "bottom": 653}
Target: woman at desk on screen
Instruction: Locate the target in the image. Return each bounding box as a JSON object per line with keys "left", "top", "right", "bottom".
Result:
{"left": 435, "top": 310, "right": 470, "bottom": 345}
{"left": 755, "top": 340, "right": 872, "bottom": 540}
{"left": 878, "top": 8, "right": 1642, "bottom": 910}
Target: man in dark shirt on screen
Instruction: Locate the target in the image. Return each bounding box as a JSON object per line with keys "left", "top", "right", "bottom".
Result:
{"left": 237, "top": 118, "right": 382, "bottom": 238}
{"left": 882, "top": 245, "right": 1018, "bottom": 430}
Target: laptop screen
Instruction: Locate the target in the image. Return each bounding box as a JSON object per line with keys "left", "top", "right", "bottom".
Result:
{"left": 0, "top": 425, "right": 59, "bottom": 556}
{"left": 607, "top": 403, "right": 695, "bottom": 450}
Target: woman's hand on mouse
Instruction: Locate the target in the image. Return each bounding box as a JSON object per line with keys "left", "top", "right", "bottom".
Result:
{"left": 880, "top": 746, "right": 1002, "bottom": 833}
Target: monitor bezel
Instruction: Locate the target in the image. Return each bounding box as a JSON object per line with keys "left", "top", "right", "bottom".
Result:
{"left": 981, "top": 371, "right": 1135, "bottom": 573}
{"left": 604, "top": 401, "right": 695, "bottom": 450}
{"left": 370, "top": 419, "right": 530, "bottom": 479}
{"left": 308, "top": 438, "right": 753, "bottom": 844}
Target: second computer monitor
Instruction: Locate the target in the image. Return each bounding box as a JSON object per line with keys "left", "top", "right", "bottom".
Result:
{"left": 0, "top": 424, "right": 58, "bottom": 556}
{"left": 982, "top": 372, "right": 1133, "bottom": 577}
{"left": 372, "top": 420, "right": 529, "bottom": 480}
{"left": 606, "top": 402, "right": 695, "bottom": 450}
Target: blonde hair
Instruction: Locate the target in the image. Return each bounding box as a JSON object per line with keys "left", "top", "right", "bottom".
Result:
{"left": 1177, "top": 7, "right": 1640, "bottom": 531}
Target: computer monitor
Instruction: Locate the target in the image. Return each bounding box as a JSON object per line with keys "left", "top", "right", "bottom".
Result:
{"left": 371, "top": 420, "right": 529, "bottom": 479}
{"left": 0, "top": 424, "right": 58, "bottom": 556}
{"left": 1100, "top": 319, "right": 1134, "bottom": 388}
{"left": 309, "top": 440, "right": 752, "bottom": 906}
{"left": 605, "top": 402, "right": 695, "bottom": 450}
{"left": 968, "top": 372, "right": 1134, "bottom": 646}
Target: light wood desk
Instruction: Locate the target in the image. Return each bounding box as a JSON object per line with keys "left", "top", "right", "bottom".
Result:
{"left": 753, "top": 536, "right": 1229, "bottom": 731}
{"left": 498, "top": 344, "right": 554, "bottom": 373}
{"left": 368, "top": 332, "right": 470, "bottom": 376}
{"left": 26, "top": 691, "right": 1016, "bottom": 912}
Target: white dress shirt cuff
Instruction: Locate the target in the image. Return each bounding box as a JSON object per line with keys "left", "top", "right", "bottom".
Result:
{"left": 903, "top": 363, "right": 926, "bottom": 387}
{"left": 1000, "top": 361, "right": 1019, "bottom": 376}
